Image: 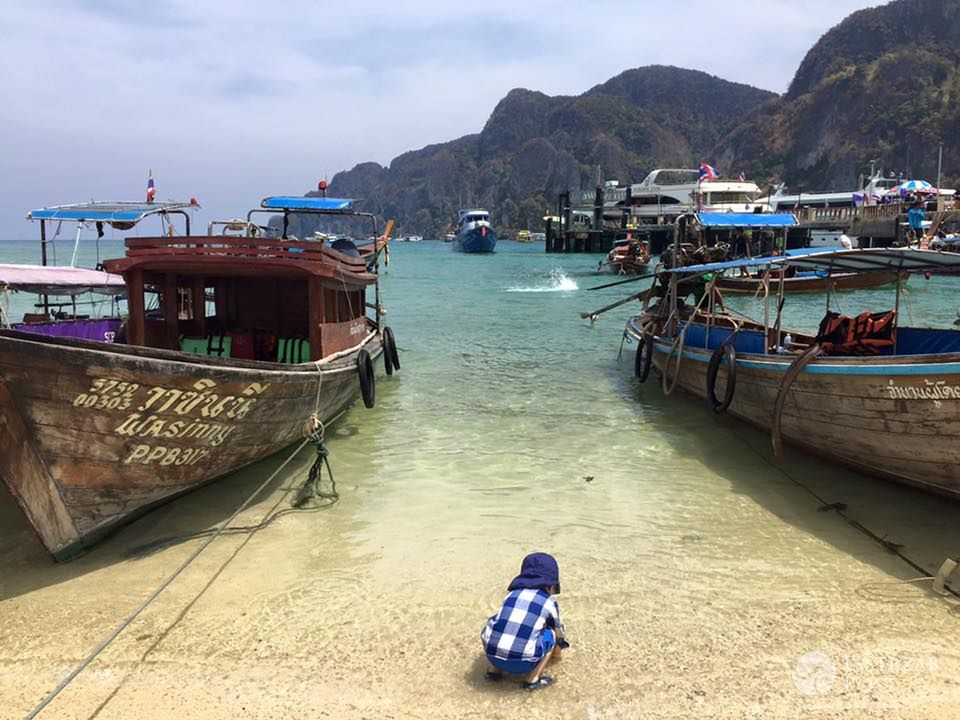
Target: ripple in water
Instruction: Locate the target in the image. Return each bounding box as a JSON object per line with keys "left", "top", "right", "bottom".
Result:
{"left": 505, "top": 268, "right": 578, "bottom": 293}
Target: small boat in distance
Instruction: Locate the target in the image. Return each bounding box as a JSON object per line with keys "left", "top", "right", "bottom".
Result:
{"left": 452, "top": 209, "right": 497, "bottom": 253}
{"left": 598, "top": 230, "right": 651, "bottom": 275}
{"left": 516, "top": 230, "right": 533, "bottom": 243}
{"left": 1, "top": 196, "right": 399, "bottom": 560}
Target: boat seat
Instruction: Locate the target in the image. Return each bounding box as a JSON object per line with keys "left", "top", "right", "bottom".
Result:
{"left": 226, "top": 330, "right": 255, "bottom": 360}
{"left": 180, "top": 334, "right": 232, "bottom": 358}
{"left": 277, "top": 337, "right": 311, "bottom": 364}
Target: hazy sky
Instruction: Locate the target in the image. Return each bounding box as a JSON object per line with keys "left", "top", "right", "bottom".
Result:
{"left": 0, "top": 0, "right": 886, "bottom": 239}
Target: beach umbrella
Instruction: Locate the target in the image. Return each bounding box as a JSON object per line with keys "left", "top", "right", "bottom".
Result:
{"left": 897, "top": 179, "right": 937, "bottom": 195}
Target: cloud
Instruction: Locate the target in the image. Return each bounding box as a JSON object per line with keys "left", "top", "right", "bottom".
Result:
{"left": 0, "top": 0, "right": 884, "bottom": 238}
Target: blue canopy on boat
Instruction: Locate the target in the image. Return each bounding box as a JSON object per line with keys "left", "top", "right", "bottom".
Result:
{"left": 662, "top": 255, "right": 789, "bottom": 274}
{"left": 260, "top": 197, "right": 356, "bottom": 211}
{"left": 695, "top": 213, "right": 798, "bottom": 228}
{"left": 27, "top": 201, "right": 197, "bottom": 224}
{"left": 663, "top": 247, "right": 960, "bottom": 274}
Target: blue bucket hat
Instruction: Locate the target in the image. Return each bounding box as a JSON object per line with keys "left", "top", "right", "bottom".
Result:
{"left": 508, "top": 552, "right": 560, "bottom": 594}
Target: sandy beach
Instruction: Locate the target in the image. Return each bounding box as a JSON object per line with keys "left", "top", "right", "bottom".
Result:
{"left": 3, "top": 418, "right": 959, "bottom": 720}
{"left": 2, "top": 245, "right": 960, "bottom": 719}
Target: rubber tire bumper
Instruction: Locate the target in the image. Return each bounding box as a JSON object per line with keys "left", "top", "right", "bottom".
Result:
{"left": 706, "top": 343, "right": 736, "bottom": 413}
{"left": 358, "top": 348, "right": 376, "bottom": 408}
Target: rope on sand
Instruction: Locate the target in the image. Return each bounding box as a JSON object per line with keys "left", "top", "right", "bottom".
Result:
{"left": 24, "top": 374, "right": 339, "bottom": 718}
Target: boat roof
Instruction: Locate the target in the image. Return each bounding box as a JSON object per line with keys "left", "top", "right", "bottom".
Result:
{"left": 0, "top": 263, "right": 125, "bottom": 295}
{"left": 695, "top": 213, "right": 797, "bottom": 228}
{"left": 260, "top": 197, "right": 356, "bottom": 211}
{"left": 27, "top": 201, "right": 197, "bottom": 223}
{"left": 664, "top": 247, "right": 960, "bottom": 275}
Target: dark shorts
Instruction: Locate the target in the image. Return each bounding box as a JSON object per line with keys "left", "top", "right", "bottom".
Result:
{"left": 486, "top": 629, "right": 555, "bottom": 675}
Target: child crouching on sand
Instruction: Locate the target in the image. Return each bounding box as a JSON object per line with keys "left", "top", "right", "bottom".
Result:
{"left": 481, "top": 552, "right": 567, "bottom": 690}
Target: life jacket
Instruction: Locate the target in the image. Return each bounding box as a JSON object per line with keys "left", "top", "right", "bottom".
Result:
{"left": 814, "top": 310, "right": 897, "bottom": 355}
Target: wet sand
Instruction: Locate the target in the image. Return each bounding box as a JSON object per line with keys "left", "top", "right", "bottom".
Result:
{"left": 2, "top": 409, "right": 959, "bottom": 720}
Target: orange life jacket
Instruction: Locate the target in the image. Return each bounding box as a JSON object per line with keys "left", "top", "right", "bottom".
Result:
{"left": 815, "top": 310, "right": 897, "bottom": 355}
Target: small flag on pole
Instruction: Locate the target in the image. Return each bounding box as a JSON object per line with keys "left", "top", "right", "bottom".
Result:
{"left": 738, "top": 170, "right": 746, "bottom": 182}
{"left": 699, "top": 163, "right": 719, "bottom": 182}
{"left": 146, "top": 170, "right": 156, "bottom": 203}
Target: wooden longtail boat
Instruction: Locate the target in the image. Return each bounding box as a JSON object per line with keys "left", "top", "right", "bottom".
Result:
{"left": 669, "top": 213, "right": 906, "bottom": 294}
{"left": 598, "top": 236, "right": 652, "bottom": 275}
{"left": 625, "top": 247, "right": 960, "bottom": 498}
{"left": 0, "top": 197, "right": 398, "bottom": 559}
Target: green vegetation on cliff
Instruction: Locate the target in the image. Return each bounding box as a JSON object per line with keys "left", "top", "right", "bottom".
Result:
{"left": 318, "top": 0, "right": 960, "bottom": 238}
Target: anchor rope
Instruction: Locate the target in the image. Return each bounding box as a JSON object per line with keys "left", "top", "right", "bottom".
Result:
{"left": 733, "top": 430, "right": 960, "bottom": 604}
{"left": 24, "top": 367, "right": 339, "bottom": 719}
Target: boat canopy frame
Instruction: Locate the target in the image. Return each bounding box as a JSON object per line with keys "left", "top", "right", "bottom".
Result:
{"left": 247, "top": 197, "right": 379, "bottom": 240}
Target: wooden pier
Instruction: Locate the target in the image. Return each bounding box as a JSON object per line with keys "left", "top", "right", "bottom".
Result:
{"left": 544, "top": 185, "right": 960, "bottom": 253}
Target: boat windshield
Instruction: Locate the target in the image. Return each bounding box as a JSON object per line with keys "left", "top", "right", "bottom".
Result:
{"left": 707, "top": 191, "right": 756, "bottom": 204}
{"left": 649, "top": 170, "right": 700, "bottom": 185}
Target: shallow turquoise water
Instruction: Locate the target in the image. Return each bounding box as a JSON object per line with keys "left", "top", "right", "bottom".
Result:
{"left": 2, "top": 238, "right": 959, "bottom": 717}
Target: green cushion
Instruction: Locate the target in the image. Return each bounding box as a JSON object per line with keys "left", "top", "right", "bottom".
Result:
{"left": 277, "top": 337, "right": 310, "bottom": 364}
{"left": 180, "top": 335, "right": 233, "bottom": 357}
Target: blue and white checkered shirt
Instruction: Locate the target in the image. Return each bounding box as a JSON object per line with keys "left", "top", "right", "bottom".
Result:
{"left": 481, "top": 588, "right": 561, "bottom": 662}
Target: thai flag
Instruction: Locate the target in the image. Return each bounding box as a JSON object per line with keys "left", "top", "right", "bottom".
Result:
{"left": 146, "top": 170, "right": 156, "bottom": 202}
{"left": 738, "top": 170, "right": 745, "bottom": 182}
{"left": 699, "top": 163, "right": 718, "bottom": 182}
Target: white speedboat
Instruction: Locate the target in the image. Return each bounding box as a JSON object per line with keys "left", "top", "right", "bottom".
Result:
{"left": 625, "top": 169, "right": 762, "bottom": 223}
{"left": 756, "top": 172, "right": 901, "bottom": 211}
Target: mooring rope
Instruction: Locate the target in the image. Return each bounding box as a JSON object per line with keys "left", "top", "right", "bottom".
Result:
{"left": 733, "top": 430, "right": 960, "bottom": 604}
{"left": 25, "top": 367, "right": 336, "bottom": 719}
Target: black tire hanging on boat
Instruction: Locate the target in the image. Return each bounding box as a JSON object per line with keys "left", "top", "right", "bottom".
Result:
{"left": 635, "top": 332, "right": 653, "bottom": 383}
{"left": 706, "top": 343, "right": 737, "bottom": 413}
{"left": 382, "top": 326, "right": 400, "bottom": 374}
{"left": 357, "top": 349, "right": 376, "bottom": 408}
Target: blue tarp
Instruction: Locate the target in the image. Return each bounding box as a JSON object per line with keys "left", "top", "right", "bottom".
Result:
{"left": 695, "top": 213, "right": 798, "bottom": 228}
{"left": 260, "top": 197, "right": 355, "bottom": 211}
{"left": 27, "top": 201, "right": 195, "bottom": 223}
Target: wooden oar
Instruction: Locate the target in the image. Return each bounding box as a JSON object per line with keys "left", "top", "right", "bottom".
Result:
{"left": 579, "top": 285, "right": 664, "bottom": 321}
{"left": 587, "top": 271, "right": 656, "bottom": 291}
{"left": 375, "top": 219, "right": 394, "bottom": 266}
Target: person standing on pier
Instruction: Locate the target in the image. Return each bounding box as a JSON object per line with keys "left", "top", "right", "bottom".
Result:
{"left": 908, "top": 201, "right": 926, "bottom": 245}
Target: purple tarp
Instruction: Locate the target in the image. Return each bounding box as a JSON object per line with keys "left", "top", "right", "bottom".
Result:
{"left": 13, "top": 318, "right": 122, "bottom": 342}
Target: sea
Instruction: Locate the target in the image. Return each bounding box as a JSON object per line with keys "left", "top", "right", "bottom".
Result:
{"left": 1, "top": 237, "right": 959, "bottom": 719}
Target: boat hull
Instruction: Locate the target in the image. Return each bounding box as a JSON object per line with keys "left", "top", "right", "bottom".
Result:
{"left": 453, "top": 226, "right": 497, "bottom": 253}
{"left": 602, "top": 255, "right": 651, "bottom": 275}
{"left": 0, "top": 329, "right": 383, "bottom": 559}
{"left": 715, "top": 270, "right": 907, "bottom": 294}
{"left": 630, "top": 320, "right": 960, "bottom": 498}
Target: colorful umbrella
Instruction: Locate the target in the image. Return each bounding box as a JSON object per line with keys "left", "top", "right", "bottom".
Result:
{"left": 897, "top": 180, "right": 937, "bottom": 195}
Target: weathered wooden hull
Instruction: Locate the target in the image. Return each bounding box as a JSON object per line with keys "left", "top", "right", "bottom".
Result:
{"left": 630, "top": 321, "right": 960, "bottom": 498}
{"left": 716, "top": 270, "right": 907, "bottom": 294}
{"left": 0, "top": 329, "right": 383, "bottom": 559}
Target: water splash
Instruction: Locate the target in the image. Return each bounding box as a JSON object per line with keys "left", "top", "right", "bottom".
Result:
{"left": 506, "top": 268, "right": 579, "bottom": 293}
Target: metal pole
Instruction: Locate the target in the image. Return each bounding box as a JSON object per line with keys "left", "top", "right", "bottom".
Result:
{"left": 937, "top": 143, "right": 943, "bottom": 189}
{"left": 40, "top": 220, "right": 49, "bottom": 316}
{"left": 937, "top": 142, "right": 944, "bottom": 212}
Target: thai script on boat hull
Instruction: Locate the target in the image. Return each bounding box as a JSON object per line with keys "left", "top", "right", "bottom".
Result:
{"left": 885, "top": 379, "right": 960, "bottom": 408}
{"left": 66, "top": 376, "right": 271, "bottom": 462}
